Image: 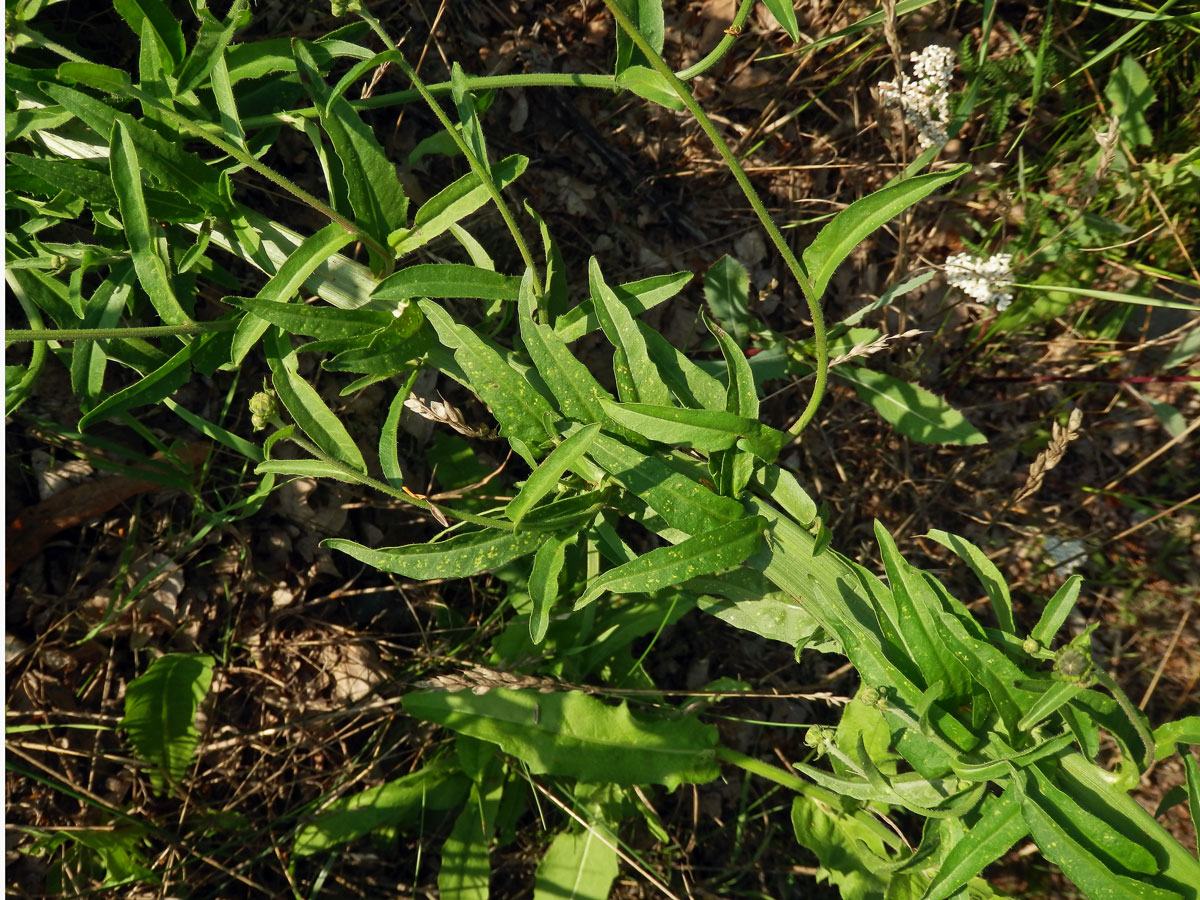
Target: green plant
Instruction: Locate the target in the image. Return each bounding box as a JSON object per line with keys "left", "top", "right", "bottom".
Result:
{"left": 6, "top": 1, "right": 1200, "bottom": 898}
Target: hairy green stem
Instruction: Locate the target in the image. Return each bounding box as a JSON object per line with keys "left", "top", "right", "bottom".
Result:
{"left": 5, "top": 321, "right": 238, "bottom": 342}
{"left": 356, "top": 9, "right": 544, "bottom": 299}
{"left": 600, "top": 0, "right": 828, "bottom": 438}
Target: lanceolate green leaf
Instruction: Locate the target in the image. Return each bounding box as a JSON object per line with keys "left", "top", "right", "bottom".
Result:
{"left": 114, "top": 0, "right": 186, "bottom": 72}
{"left": 174, "top": 0, "right": 248, "bottom": 96}
{"left": 584, "top": 434, "right": 745, "bottom": 536}
{"left": 390, "top": 155, "right": 529, "bottom": 257}
{"left": 803, "top": 165, "right": 969, "bottom": 300}
{"left": 110, "top": 120, "right": 191, "bottom": 325}
{"left": 439, "top": 778, "right": 502, "bottom": 900}
{"left": 529, "top": 535, "right": 569, "bottom": 644}
{"left": 925, "top": 529, "right": 1014, "bottom": 634}
{"left": 923, "top": 789, "right": 1028, "bottom": 900}
{"left": 293, "top": 759, "right": 469, "bottom": 857}
{"left": 615, "top": 65, "right": 685, "bottom": 109}
{"left": 421, "top": 299, "right": 556, "bottom": 446}
{"left": 639, "top": 322, "right": 728, "bottom": 412}
{"left": 534, "top": 827, "right": 619, "bottom": 900}
{"left": 601, "top": 399, "right": 784, "bottom": 462}
{"left": 121, "top": 653, "right": 213, "bottom": 788}
{"left": 576, "top": 516, "right": 765, "bottom": 609}
{"left": 374, "top": 264, "right": 522, "bottom": 304}
{"left": 704, "top": 254, "right": 758, "bottom": 348}
{"left": 612, "top": 0, "right": 666, "bottom": 74}
{"left": 589, "top": 257, "right": 673, "bottom": 406}
{"left": 554, "top": 271, "right": 692, "bottom": 343}
{"left": 380, "top": 373, "right": 417, "bottom": 490}
{"left": 706, "top": 312, "right": 758, "bottom": 418}
{"left": 1032, "top": 575, "right": 1083, "bottom": 646}
{"left": 403, "top": 688, "right": 718, "bottom": 789}
{"left": 836, "top": 364, "right": 987, "bottom": 445}
{"left": 78, "top": 334, "right": 209, "bottom": 430}
{"left": 327, "top": 529, "right": 545, "bottom": 580}
{"left": 507, "top": 424, "right": 601, "bottom": 525}
{"left": 265, "top": 329, "right": 366, "bottom": 471}
{"left": 760, "top": 0, "right": 801, "bottom": 40}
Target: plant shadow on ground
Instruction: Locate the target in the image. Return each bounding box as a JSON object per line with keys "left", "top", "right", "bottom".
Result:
{"left": 6, "top": 1, "right": 1200, "bottom": 898}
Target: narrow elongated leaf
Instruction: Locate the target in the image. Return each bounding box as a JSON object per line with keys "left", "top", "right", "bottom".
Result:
{"left": 925, "top": 529, "right": 1014, "bottom": 633}
{"left": 391, "top": 155, "right": 528, "bottom": 256}
{"left": 255, "top": 459, "right": 368, "bottom": 483}
{"left": 174, "top": 0, "right": 248, "bottom": 95}
{"left": 760, "top": 0, "right": 801, "bottom": 40}
{"left": 576, "top": 516, "right": 765, "bottom": 609}
{"left": 529, "top": 535, "right": 569, "bottom": 644}
{"left": 110, "top": 120, "right": 191, "bottom": 325}
{"left": 230, "top": 295, "right": 395, "bottom": 345}
{"left": 585, "top": 434, "right": 744, "bottom": 536}
{"left": 1017, "top": 681, "right": 1087, "bottom": 732}
{"left": 1186, "top": 751, "right": 1200, "bottom": 857}
{"left": 804, "top": 165, "right": 969, "bottom": 300}
{"left": 836, "top": 364, "right": 987, "bottom": 445}
{"left": 380, "top": 374, "right": 418, "bottom": 489}
{"left": 639, "top": 321, "right": 728, "bottom": 412}
{"left": 439, "top": 778, "right": 502, "bottom": 900}
{"left": 293, "top": 759, "right": 469, "bottom": 857}
{"left": 589, "top": 257, "right": 673, "bottom": 406}
{"left": 265, "top": 329, "right": 366, "bottom": 471}
{"left": 706, "top": 312, "right": 758, "bottom": 418}
{"left": 71, "top": 268, "right": 133, "bottom": 404}
{"left": 516, "top": 270, "right": 612, "bottom": 424}
{"left": 421, "top": 300, "right": 556, "bottom": 446}
{"left": 689, "top": 570, "right": 828, "bottom": 648}
{"left": 121, "top": 653, "right": 213, "bottom": 788}
{"left": 923, "top": 789, "right": 1028, "bottom": 900}
{"left": 534, "top": 827, "right": 619, "bottom": 900}
{"left": 615, "top": 65, "right": 684, "bottom": 109}
{"left": 374, "top": 264, "right": 522, "bottom": 304}
{"left": 114, "top": 0, "right": 185, "bottom": 70}
{"left": 327, "top": 529, "right": 543, "bottom": 580}
{"left": 78, "top": 335, "right": 206, "bottom": 430}
{"left": 554, "top": 271, "right": 692, "bottom": 343}
{"left": 1152, "top": 716, "right": 1200, "bottom": 762}
{"left": 704, "top": 255, "right": 759, "bottom": 347}
{"left": 508, "top": 424, "right": 601, "bottom": 524}
{"left": 403, "top": 689, "right": 718, "bottom": 789}
{"left": 751, "top": 467, "right": 817, "bottom": 527}
{"left": 601, "top": 399, "right": 785, "bottom": 462}
{"left": 1032, "top": 575, "right": 1083, "bottom": 646}
{"left": 612, "top": 0, "right": 666, "bottom": 74}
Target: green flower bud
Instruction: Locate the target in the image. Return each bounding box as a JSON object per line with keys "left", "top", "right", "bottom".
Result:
{"left": 859, "top": 685, "right": 881, "bottom": 706}
{"left": 1054, "top": 646, "right": 1092, "bottom": 683}
{"left": 1022, "top": 637, "right": 1041, "bottom": 655}
{"left": 249, "top": 389, "right": 279, "bottom": 430}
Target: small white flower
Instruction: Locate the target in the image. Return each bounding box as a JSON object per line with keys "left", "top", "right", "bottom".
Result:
{"left": 1043, "top": 536, "right": 1086, "bottom": 578}
{"left": 945, "top": 251, "right": 1014, "bottom": 310}
{"left": 877, "top": 45, "right": 956, "bottom": 149}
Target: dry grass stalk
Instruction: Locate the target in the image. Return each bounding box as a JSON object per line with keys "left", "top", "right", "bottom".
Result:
{"left": 1012, "top": 408, "right": 1084, "bottom": 504}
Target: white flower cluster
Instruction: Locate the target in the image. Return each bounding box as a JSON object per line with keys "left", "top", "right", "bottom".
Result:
{"left": 877, "top": 45, "right": 956, "bottom": 149}
{"left": 1043, "top": 536, "right": 1086, "bottom": 578}
{"left": 945, "top": 251, "right": 1014, "bottom": 310}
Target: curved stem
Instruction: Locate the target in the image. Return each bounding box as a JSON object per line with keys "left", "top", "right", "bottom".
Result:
{"left": 355, "top": 10, "right": 544, "bottom": 299}
{"left": 675, "top": 0, "right": 757, "bottom": 80}
{"left": 600, "top": 0, "right": 828, "bottom": 437}
{"left": 5, "top": 321, "right": 238, "bottom": 342}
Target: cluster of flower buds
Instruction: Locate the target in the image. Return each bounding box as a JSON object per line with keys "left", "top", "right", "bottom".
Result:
{"left": 944, "top": 251, "right": 1015, "bottom": 310}
{"left": 877, "top": 45, "right": 956, "bottom": 149}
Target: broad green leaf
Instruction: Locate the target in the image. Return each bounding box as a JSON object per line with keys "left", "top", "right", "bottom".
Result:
{"left": 507, "top": 424, "right": 601, "bottom": 524}
{"left": 1032, "top": 575, "right": 1083, "bottom": 646}
{"left": 229, "top": 222, "right": 357, "bottom": 362}
{"left": 174, "top": 0, "right": 248, "bottom": 96}
{"left": 576, "top": 516, "right": 765, "bottom": 609}
{"left": 439, "top": 778, "right": 502, "bottom": 900}
{"left": 265, "top": 329, "right": 366, "bottom": 471}
{"left": 924, "top": 529, "right": 1014, "bottom": 633}
{"left": 923, "top": 789, "right": 1028, "bottom": 900}
{"left": 615, "top": 65, "right": 684, "bottom": 109}
{"left": 327, "top": 529, "right": 544, "bottom": 580}
{"left": 612, "top": 0, "right": 665, "bottom": 74}
{"left": 554, "top": 271, "right": 692, "bottom": 343}
{"left": 121, "top": 653, "right": 213, "bottom": 789}
{"left": 403, "top": 688, "right": 718, "bottom": 789}
{"left": 114, "top": 0, "right": 185, "bottom": 70}
{"left": 760, "top": 0, "right": 801, "bottom": 40}
{"left": 600, "top": 399, "right": 785, "bottom": 462}
{"left": 1105, "top": 56, "right": 1157, "bottom": 146}
{"left": 689, "top": 571, "right": 828, "bottom": 648}
{"left": 374, "top": 264, "right": 522, "bottom": 304}
{"left": 751, "top": 466, "right": 817, "bottom": 527}
{"left": 1152, "top": 716, "right": 1200, "bottom": 762}
{"left": 590, "top": 257, "right": 673, "bottom": 406}
{"left": 421, "top": 299, "right": 556, "bottom": 446}
{"left": 790, "top": 794, "right": 898, "bottom": 900}
{"left": 704, "top": 254, "right": 760, "bottom": 347}
{"left": 517, "top": 269, "right": 613, "bottom": 424}
{"left": 293, "top": 759, "right": 469, "bottom": 857}
{"left": 1016, "top": 681, "right": 1087, "bottom": 732}
{"left": 292, "top": 41, "right": 407, "bottom": 270}
{"left": 110, "top": 120, "right": 191, "bottom": 325}
{"left": 78, "top": 335, "right": 207, "bottom": 430}
{"left": 836, "top": 364, "right": 987, "bottom": 445}
{"left": 8, "top": 155, "right": 202, "bottom": 223}
{"left": 803, "top": 166, "right": 969, "bottom": 300}
{"left": 584, "top": 433, "right": 745, "bottom": 536}
{"left": 529, "top": 535, "right": 569, "bottom": 645}
{"left": 534, "top": 827, "right": 619, "bottom": 900}
{"left": 390, "top": 155, "right": 528, "bottom": 256}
